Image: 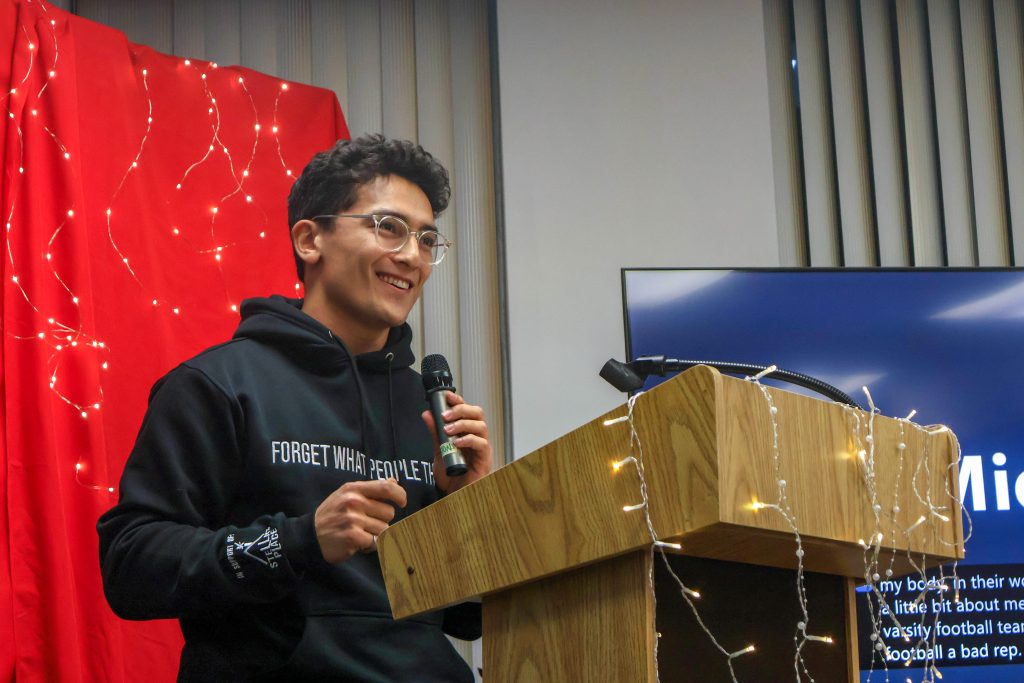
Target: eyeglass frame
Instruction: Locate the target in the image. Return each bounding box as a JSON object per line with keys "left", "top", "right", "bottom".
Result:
{"left": 310, "top": 213, "right": 452, "bottom": 265}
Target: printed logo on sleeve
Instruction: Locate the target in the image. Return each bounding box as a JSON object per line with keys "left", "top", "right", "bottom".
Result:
{"left": 225, "top": 526, "right": 283, "bottom": 579}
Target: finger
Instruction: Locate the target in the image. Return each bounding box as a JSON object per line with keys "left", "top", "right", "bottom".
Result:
{"left": 346, "top": 479, "right": 408, "bottom": 508}
{"left": 453, "top": 433, "right": 491, "bottom": 455}
{"left": 443, "top": 402, "right": 484, "bottom": 422}
{"left": 444, "top": 391, "right": 465, "bottom": 406}
{"left": 353, "top": 514, "right": 390, "bottom": 537}
{"left": 421, "top": 410, "right": 439, "bottom": 443}
{"left": 355, "top": 527, "right": 379, "bottom": 554}
{"left": 356, "top": 497, "right": 397, "bottom": 523}
{"left": 442, "top": 418, "right": 488, "bottom": 439}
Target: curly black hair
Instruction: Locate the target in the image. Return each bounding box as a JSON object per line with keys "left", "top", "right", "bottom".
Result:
{"left": 287, "top": 134, "right": 451, "bottom": 281}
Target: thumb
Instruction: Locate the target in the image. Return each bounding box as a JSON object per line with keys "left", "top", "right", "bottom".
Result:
{"left": 421, "top": 410, "right": 439, "bottom": 446}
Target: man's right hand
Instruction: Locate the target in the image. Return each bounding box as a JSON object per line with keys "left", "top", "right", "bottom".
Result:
{"left": 314, "top": 478, "right": 408, "bottom": 563}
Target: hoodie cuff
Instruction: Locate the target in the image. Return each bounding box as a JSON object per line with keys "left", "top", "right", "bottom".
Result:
{"left": 279, "top": 512, "right": 328, "bottom": 575}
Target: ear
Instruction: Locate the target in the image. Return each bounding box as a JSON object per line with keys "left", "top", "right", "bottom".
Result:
{"left": 291, "top": 219, "right": 322, "bottom": 270}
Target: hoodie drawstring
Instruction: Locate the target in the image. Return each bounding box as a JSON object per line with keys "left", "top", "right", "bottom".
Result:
{"left": 385, "top": 352, "right": 398, "bottom": 461}
{"left": 330, "top": 331, "right": 369, "bottom": 454}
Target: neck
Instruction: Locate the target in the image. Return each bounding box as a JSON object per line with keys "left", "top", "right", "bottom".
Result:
{"left": 301, "top": 294, "right": 389, "bottom": 356}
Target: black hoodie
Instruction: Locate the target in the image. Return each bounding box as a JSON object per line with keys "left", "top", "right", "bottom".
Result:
{"left": 98, "top": 296, "right": 478, "bottom": 682}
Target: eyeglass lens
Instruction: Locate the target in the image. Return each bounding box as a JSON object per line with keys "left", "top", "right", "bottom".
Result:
{"left": 374, "top": 215, "right": 446, "bottom": 264}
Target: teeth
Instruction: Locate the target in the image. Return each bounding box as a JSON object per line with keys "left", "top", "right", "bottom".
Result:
{"left": 379, "top": 274, "right": 411, "bottom": 290}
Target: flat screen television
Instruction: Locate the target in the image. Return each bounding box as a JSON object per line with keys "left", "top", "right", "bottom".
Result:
{"left": 622, "top": 268, "right": 1024, "bottom": 682}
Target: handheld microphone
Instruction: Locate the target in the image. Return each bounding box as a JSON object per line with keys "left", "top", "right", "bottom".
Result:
{"left": 421, "top": 354, "right": 468, "bottom": 477}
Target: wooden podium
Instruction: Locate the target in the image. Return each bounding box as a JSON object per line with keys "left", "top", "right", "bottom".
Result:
{"left": 377, "top": 366, "right": 964, "bottom": 682}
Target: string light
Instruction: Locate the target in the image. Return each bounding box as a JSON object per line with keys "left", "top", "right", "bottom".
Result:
{"left": 603, "top": 395, "right": 744, "bottom": 682}
{"left": 843, "top": 394, "right": 970, "bottom": 681}
{"left": 744, "top": 374, "right": 831, "bottom": 681}
{"left": 611, "top": 456, "right": 636, "bottom": 471}
{"left": 728, "top": 645, "right": 756, "bottom": 660}
{"left": 74, "top": 460, "right": 116, "bottom": 494}
{"left": 4, "top": 10, "right": 316, "bottom": 499}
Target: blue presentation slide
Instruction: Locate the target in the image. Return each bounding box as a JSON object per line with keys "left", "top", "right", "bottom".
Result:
{"left": 622, "top": 268, "right": 1024, "bottom": 682}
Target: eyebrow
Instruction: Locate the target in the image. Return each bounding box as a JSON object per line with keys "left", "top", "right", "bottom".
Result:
{"left": 370, "top": 208, "right": 438, "bottom": 233}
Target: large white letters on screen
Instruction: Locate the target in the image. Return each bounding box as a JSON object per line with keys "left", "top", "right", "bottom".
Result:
{"left": 960, "top": 453, "right": 1024, "bottom": 512}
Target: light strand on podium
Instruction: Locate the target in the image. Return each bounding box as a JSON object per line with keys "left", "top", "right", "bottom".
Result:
{"left": 745, "top": 374, "right": 833, "bottom": 683}
{"left": 851, "top": 395, "right": 928, "bottom": 678}
{"left": 849, "top": 387, "right": 906, "bottom": 678}
{"left": 847, "top": 396, "right": 969, "bottom": 682}
{"left": 605, "top": 393, "right": 753, "bottom": 683}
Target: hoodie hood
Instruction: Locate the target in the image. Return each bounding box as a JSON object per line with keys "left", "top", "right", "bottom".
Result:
{"left": 234, "top": 295, "right": 416, "bottom": 373}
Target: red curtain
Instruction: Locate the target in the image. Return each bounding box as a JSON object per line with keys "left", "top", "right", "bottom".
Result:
{"left": 0, "top": 1, "right": 348, "bottom": 680}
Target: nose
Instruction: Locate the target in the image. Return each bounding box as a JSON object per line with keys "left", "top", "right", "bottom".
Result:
{"left": 392, "top": 234, "right": 423, "bottom": 265}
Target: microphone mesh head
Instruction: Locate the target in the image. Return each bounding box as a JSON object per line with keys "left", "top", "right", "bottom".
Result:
{"left": 421, "top": 353, "right": 450, "bottom": 375}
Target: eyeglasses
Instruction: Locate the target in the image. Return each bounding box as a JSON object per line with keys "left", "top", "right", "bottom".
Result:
{"left": 312, "top": 213, "right": 452, "bottom": 265}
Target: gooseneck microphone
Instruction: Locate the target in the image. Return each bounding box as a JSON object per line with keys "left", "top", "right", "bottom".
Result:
{"left": 421, "top": 354, "right": 468, "bottom": 477}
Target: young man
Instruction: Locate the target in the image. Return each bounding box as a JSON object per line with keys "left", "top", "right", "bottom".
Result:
{"left": 98, "top": 135, "right": 492, "bottom": 682}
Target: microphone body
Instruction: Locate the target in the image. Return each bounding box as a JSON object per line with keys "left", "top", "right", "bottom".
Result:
{"left": 421, "top": 354, "right": 468, "bottom": 477}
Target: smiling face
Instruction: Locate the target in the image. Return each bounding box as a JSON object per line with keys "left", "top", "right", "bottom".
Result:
{"left": 295, "top": 174, "right": 435, "bottom": 354}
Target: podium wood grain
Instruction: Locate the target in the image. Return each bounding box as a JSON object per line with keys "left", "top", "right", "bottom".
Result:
{"left": 483, "top": 550, "right": 655, "bottom": 682}
{"left": 378, "top": 366, "right": 963, "bottom": 620}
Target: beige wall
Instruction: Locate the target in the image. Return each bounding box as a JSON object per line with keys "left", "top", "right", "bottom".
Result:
{"left": 496, "top": 0, "right": 781, "bottom": 456}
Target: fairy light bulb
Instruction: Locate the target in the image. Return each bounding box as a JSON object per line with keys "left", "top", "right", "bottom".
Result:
{"left": 728, "top": 645, "right": 755, "bottom": 659}
{"left": 612, "top": 456, "right": 636, "bottom": 472}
